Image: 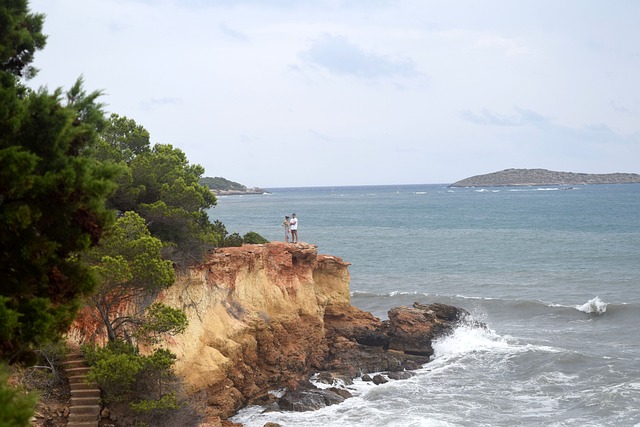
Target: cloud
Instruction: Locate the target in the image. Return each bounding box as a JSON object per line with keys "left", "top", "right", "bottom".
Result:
{"left": 298, "top": 34, "right": 417, "bottom": 79}
{"left": 308, "top": 129, "right": 333, "bottom": 142}
{"left": 438, "top": 29, "right": 529, "bottom": 57}
{"left": 610, "top": 101, "right": 637, "bottom": 115}
{"left": 460, "top": 107, "right": 550, "bottom": 127}
{"left": 170, "top": 0, "right": 394, "bottom": 10}
{"left": 459, "top": 109, "right": 522, "bottom": 127}
{"left": 218, "top": 23, "right": 249, "bottom": 41}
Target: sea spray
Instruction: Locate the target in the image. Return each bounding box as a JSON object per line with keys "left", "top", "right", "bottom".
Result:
{"left": 576, "top": 296, "right": 607, "bottom": 314}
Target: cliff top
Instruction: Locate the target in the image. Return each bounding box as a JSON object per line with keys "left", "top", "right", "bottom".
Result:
{"left": 449, "top": 168, "right": 640, "bottom": 187}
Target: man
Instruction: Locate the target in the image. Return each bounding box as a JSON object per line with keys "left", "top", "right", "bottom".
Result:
{"left": 290, "top": 213, "right": 298, "bottom": 243}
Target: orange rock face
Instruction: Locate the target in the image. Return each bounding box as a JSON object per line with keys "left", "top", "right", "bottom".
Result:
{"left": 69, "top": 242, "right": 467, "bottom": 419}
{"left": 157, "top": 242, "right": 355, "bottom": 418}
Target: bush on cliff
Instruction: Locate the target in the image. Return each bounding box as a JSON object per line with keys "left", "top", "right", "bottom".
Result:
{"left": 84, "top": 211, "right": 181, "bottom": 342}
{"left": 243, "top": 231, "right": 270, "bottom": 244}
{"left": 84, "top": 341, "right": 201, "bottom": 426}
{"left": 212, "top": 220, "right": 268, "bottom": 246}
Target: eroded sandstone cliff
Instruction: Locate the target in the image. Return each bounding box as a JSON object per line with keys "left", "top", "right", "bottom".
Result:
{"left": 156, "top": 242, "right": 349, "bottom": 417}
{"left": 70, "top": 242, "right": 467, "bottom": 420}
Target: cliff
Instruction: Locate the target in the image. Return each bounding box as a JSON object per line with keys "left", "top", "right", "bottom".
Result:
{"left": 449, "top": 168, "right": 640, "bottom": 187}
{"left": 70, "top": 242, "right": 467, "bottom": 420}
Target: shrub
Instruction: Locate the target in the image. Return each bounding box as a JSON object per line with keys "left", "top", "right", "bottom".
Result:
{"left": 243, "top": 231, "right": 269, "bottom": 244}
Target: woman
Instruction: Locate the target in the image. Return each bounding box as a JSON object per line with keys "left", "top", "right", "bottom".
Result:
{"left": 282, "top": 216, "right": 291, "bottom": 242}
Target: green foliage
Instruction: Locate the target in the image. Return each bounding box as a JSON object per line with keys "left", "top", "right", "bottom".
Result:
{"left": 199, "top": 176, "right": 247, "bottom": 192}
{"left": 84, "top": 341, "right": 143, "bottom": 401}
{"left": 211, "top": 220, "right": 240, "bottom": 247}
{"left": 211, "top": 220, "right": 267, "bottom": 246}
{"left": 137, "top": 303, "right": 188, "bottom": 344}
{"left": 0, "top": 75, "right": 119, "bottom": 360}
{"left": 97, "top": 115, "right": 219, "bottom": 265}
{"left": 243, "top": 231, "right": 269, "bottom": 244}
{"left": 84, "top": 341, "right": 180, "bottom": 414}
{"left": 0, "top": 364, "right": 37, "bottom": 427}
{"left": 129, "top": 392, "right": 178, "bottom": 413}
{"left": 85, "top": 212, "right": 175, "bottom": 342}
{"left": 96, "top": 113, "right": 151, "bottom": 164}
{"left": 0, "top": 0, "right": 47, "bottom": 79}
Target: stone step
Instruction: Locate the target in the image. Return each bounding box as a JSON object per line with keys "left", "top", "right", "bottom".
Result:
{"left": 71, "top": 388, "right": 101, "bottom": 398}
{"left": 65, "top": 352, "right": 85, "bottom": 361}
{"left": 69, "top": 404, "right": 101, "bottom": 415}
{"left": 68, "top": 374, "right": 90, "bottom": 384}
{"left": 62, "top": 358, "right": 88, "bottom": 369}
{"left": 69, "top": 382, "right": 99, "bottom": 391}
{"left": 66, "top": 366, "right": 91, "bottom": 376}
{"left": 68, "top": 412, "right": 99, "bottom": 424}
{"left": 71, "top": 396, "right": 101, "bottom": 406}
{"left": 64, "top": 351, "right": 101, "bottom": 425}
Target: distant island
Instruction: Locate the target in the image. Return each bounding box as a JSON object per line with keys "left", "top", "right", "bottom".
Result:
{"left": 199, "top": 176, "right": 267, "bottom": 195}
{"left": 449, "top": 168, "right": 640, "bottom": 187}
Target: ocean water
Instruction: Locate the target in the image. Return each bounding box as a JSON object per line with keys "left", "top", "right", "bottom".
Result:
{"left": 208, "top": 183, "right": 640, "bottom": 427}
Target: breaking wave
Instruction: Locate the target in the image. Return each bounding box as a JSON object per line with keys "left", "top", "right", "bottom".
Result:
{"left": 575, "top": 296, "right": 607, "bottom": 315}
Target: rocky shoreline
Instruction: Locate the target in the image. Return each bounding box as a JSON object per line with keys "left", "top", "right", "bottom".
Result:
{"left": 69, "top": 243, "right": 472, "bottom": 424}
{"left": 449, "top": 168, "right": 640, "bottom": 187}
{"left": 212, "top": 187, "right": 269, "bottom": 196}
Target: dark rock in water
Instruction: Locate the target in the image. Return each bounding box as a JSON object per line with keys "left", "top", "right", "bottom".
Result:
{"left": 328, "top": 387, "right": 353, "bottom": 399}
{"left": 413, "top": 302, "right": 468, "bottom": 321}
{"left": 361, "top": 374, "right": 373, "bottom": 382}
{"left": 385, "top": 304, "right": 462, "bottom": 357}
{"left": 315, "top": 371, "right": 334, "bottom": 384}
{"left": 278, "top": 388, "right": 346, "bottom": 412}
{"left": 387, "top": 370, "right": 415, "bottom": 380}
{"left": 401, "top": 359, "right": 424, "bottom": 371}
{"left": 372, "top": 374, "right": 388, "bottom": 385}
{"left": 353, "top": 328, "right": 390, "bottom": 348}
{"left": 314, "top": 371, "right": 354, "bottom": 386}
{"left": 322, "top": 302, "right": 466, "bottom": 378}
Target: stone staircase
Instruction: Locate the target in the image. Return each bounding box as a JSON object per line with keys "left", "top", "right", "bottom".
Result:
{"left": 63, "top": 352, "right": 101, "bottom": 427}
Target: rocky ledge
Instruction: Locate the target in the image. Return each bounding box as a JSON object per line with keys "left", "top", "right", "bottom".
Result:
{"left": 449, "top": 168, "right": 640, "bottom": 187}
{"left": 70, "top": 242, "right": 470, "bottom": 421}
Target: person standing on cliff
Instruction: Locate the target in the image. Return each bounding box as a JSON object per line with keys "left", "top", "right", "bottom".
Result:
{"left": 282, "top": 216, "right": 291, "bottom": 242}
{"left": 290, "top": 213, "right": 298, "bottom": 243}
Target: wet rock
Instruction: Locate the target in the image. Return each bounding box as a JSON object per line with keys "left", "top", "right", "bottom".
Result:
{"left": 384, "top": 303, "right": 466, "bottom": 357}
{"left": 372, "top": 374, "right": 388, "bottom": 385}
{"left": 387, "top": 370, "right": 415, "bottom": 380}
{"left": 328, "top": 387, "right": 353, "bottom": 399}
{"left": 278, "top": 388, "right": 346, "bottom": 412}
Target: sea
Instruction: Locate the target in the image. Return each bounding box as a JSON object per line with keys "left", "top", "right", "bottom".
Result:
{"left": 206, "top": 183, "right": 640, "bottom": 427}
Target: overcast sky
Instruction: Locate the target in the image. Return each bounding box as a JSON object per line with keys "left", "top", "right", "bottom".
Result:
{"left": 28, "top": 0, "right": 640, "bottom": 187}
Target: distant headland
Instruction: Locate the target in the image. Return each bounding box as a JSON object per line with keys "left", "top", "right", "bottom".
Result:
{"left": 199, "top": 176, "right": 268, "bottom": 195}
{"left": 449, "top": 168, "right": 640, "bottom": 187}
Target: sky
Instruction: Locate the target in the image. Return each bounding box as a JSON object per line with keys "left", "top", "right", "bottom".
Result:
{"left": 27, "top": 0, "right": 640, "bottom": 188}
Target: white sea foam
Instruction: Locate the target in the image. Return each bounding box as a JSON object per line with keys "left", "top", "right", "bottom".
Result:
{"left": 431, "top": 324, "right": 512, "bottom": 358}
{"left": 576, "top": 296, "right": 607, "bottom": 314}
